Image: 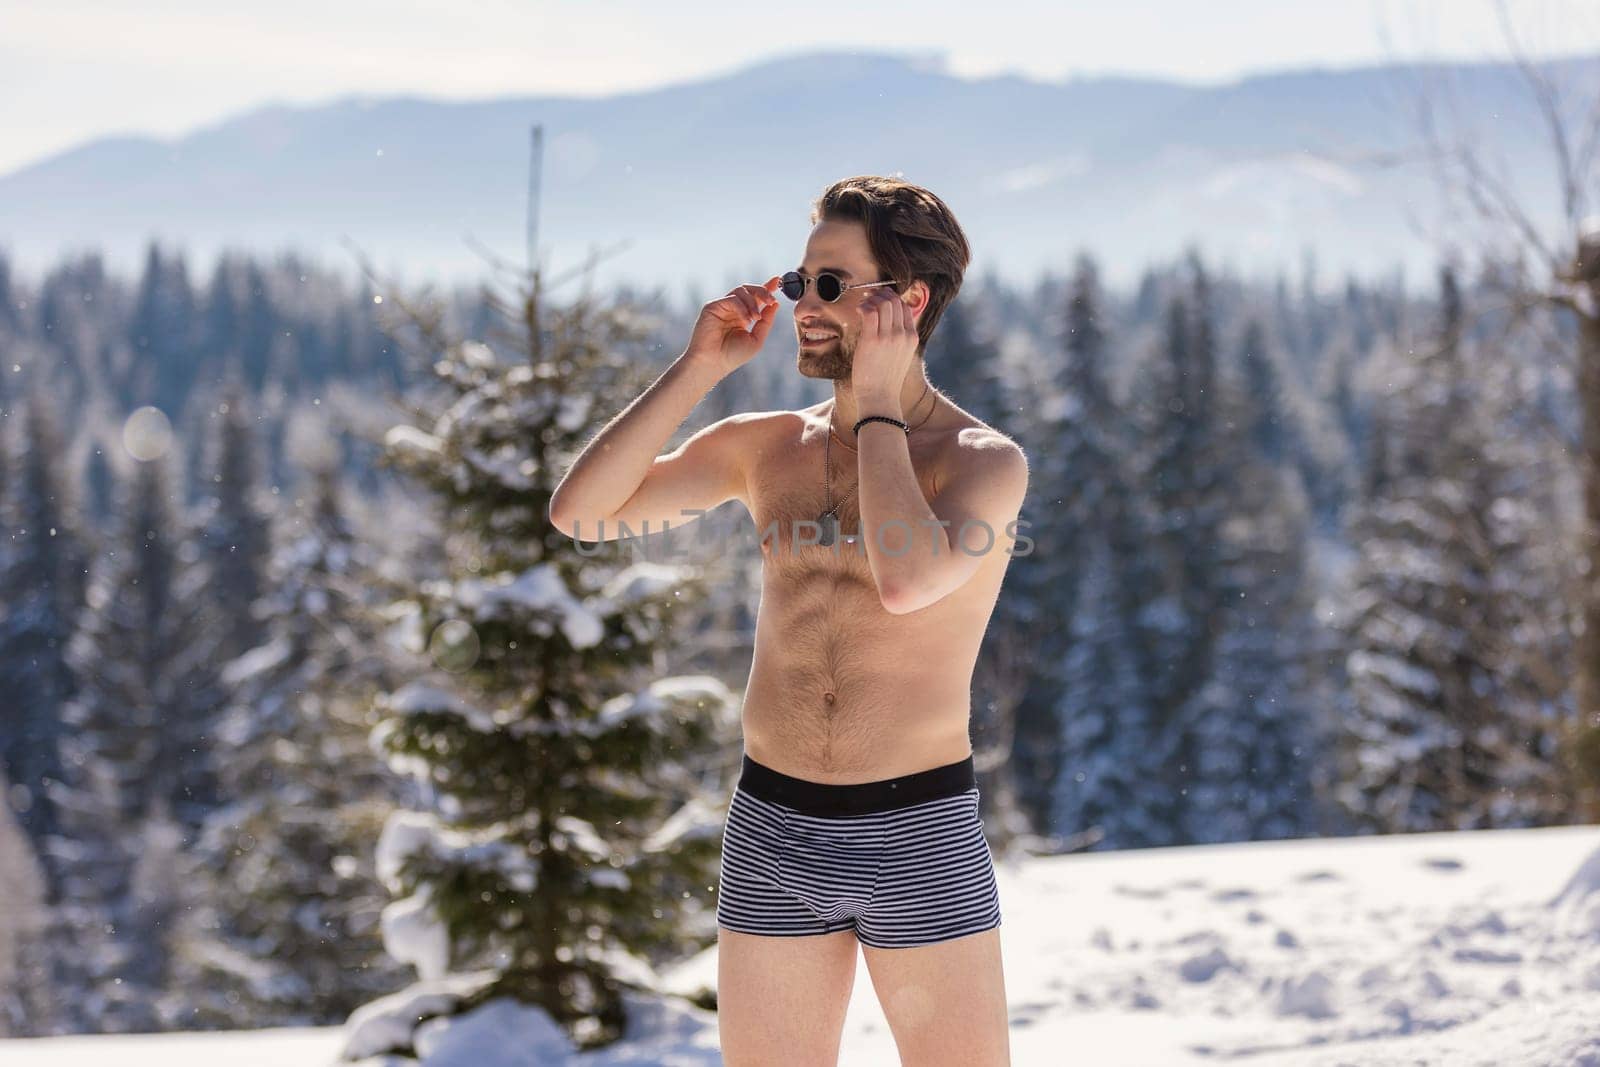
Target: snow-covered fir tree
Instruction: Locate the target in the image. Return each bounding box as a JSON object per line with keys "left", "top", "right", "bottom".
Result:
{"left": 1237, "top": 319, "right": 1290, "bottom": 463}
{"left": 41, "top": 451, "right": 216, "bottom": 1033}
{"left": 0, "top": 400, "right": 78, "bottom": 1034}
{"left": 83, "top": 439, "right": 117, "bottom": 527}
{"left": 191, "top": 380, "right": 274, "bottom": 670}
{"left": 0, "top": 253, "right": 19, "bottom": 337}
{"left": 1121, "top": 253, "right": 1325, "bottom": 846}
{"left": 167, "top": 459, "right": 415, "bottom": 1028}
{"left": 923, "top": 296, "right": 1017, "bottom": 435}
{"left": 1008, "top": 257, "right": 1101, "bottom": 828}
{"left": 1178, "top": 318, "right": 1324, "bottom": 844}
{"left": 343, "top": 262, "right": 738, "bottom": 1058}
{"left": 1338, "top": 265, "right": 1576, "bottom": 832}
{"left": 0, "top": 389, "right": 88, "bottom": 876}
{"left": 127, "top": 243, "right": 198, "bottom": 416}
{"left": 1469, "top": 309, "right": 1583, "bottom": 824}
{"left": 1049, "top": 530, "right": 1157, "bottom": 850}
{"left": 1015, "top": 254, "right": 1165, "bottom": 845}
{"left": 1126, "top": 262, "right": 1231, "bottom": 845}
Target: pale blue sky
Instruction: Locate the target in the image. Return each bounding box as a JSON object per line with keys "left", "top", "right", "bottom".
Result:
{"left": 2, "top": 0, "right": 1597, "bottom": 176}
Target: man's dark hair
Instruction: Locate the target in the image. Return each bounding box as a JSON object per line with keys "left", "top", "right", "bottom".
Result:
{"left": 810, "top": 175, "right": 972, "bottom": 357}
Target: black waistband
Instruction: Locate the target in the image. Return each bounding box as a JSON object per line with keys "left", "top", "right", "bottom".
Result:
{"left": 737, "top": 752, "right": 976, "bottom": 817}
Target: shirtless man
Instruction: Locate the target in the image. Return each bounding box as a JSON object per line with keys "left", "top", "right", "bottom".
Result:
{"left": 549, "top": 176, "right": 1028, "bottom": 1066}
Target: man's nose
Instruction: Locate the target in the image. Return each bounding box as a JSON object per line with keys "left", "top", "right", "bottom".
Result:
{"left": 794, "top": 280, "right": 827, "bottom": 316}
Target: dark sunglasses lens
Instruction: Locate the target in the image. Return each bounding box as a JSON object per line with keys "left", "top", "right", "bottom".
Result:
{"left": 817, "top": 273, "right": 844, "bottom": 301}
{"left": 779, "top": 272, "right": 805, "bottom": 301}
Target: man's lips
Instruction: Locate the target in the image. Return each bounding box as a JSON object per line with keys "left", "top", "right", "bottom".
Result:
{"left": 799, "top": 331, "right": 839, "bottom": 347}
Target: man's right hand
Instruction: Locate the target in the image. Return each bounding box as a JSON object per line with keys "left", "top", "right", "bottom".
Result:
{"left": 687, "top": 276, "right": 784, "bottom": 376}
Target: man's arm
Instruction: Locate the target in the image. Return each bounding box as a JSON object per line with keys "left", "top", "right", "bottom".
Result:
{"left": 550, "top": 277, "right": 783, "bottom": 543}
{"left": 856, "top": 428, "right": 1029, "bottom": 615}
{"left": 548, "top": 351, "right": 749, "bottom": 543}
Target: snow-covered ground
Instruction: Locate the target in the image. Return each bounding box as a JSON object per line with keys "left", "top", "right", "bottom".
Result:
{"left": 5, "top": 824, "right": 1599, "bottom": 1066}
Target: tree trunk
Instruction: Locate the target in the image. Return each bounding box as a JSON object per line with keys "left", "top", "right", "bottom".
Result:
{"left": 1574, "top": 290, "right": 1600, "bottom": 823}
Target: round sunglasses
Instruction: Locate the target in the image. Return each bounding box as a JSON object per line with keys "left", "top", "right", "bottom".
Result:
{"left": 779, "top": 270, "right": 898, "bottom": 303}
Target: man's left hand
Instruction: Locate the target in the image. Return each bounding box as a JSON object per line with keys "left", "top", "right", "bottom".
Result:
{"left": 850, "top": 288, "right": 919, "bottom": 411}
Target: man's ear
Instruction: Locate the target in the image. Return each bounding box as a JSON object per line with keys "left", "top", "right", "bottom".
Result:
{"left": 908, "top": 280, "right": 930, "bottom": 317}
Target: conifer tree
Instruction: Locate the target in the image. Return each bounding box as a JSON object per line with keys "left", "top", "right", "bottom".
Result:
{"left": 1050, "top": 531, "right": 1158, "bottom": 849}
{"left": 83, "top": 441, "right": 116, "bottom": 527}
{"left": 0, "top": 392, "right": 91, "bottom": 1035}
{"left": 44, "top": 453, "right": 209, "bottom": 1032}
{"left": 0, "top": 390, "right": 89, "bottom": 875}
{"left": 1128, "top": 252, "right": 1324, "bottom": 845}
{"left": 0, "top": 251, "right": 19, "bottom": 335}
{"left": 1015, "top": 255, "right": 1160, "bottom": 838}
{"left": 193, "top": 380, "right": 274, "bottom": 667}
{"left": 923, "top": 297, "right": 1015, "bottom": 434}
{"left": 128, "top": 243, "right": 197, "bottom": 413}
{"left": 1339, "top": 266, "right": 1575, "bottom": 831}
{"left": 1128, "top": 267, "right": 1229, "bottom": 844}
{"left": 202, "top": 255, "right": 244, "bottom": 376}
{"left": 169, "top": 461, "right": 413, "bottom": 1027}
{"left": 349, "top": 259, "right": 737, "bottom": 1055}
{"left": 1237, "top": 319, "right": 1288, "bottom": 462}
{"left": 1179, "top": 339, "right": 1323, "bottom": 844}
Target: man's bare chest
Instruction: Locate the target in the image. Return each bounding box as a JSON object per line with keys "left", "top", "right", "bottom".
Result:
{"left": 745, "top": 424, "right": 947, "bottom": 583}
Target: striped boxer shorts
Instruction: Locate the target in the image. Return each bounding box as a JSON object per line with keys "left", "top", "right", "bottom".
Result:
{"left": 714, "top": 751, "right": 1002, "bottom": 948}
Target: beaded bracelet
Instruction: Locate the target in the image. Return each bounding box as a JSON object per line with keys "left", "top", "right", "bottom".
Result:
{"left": 853, "top": 414, "right": 909, "bottom": 435}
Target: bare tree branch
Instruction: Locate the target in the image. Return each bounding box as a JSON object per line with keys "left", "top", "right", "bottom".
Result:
{"left": 1374, "top": 2, "right": 1600, "bottom": 294}
{"left": 1492, "top": 0, "right": 1582, "bottom": 230}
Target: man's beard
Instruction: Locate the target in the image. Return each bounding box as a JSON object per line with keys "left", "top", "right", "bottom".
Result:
{"left": 797, "top": 334, "right": 853, "bottom": 381}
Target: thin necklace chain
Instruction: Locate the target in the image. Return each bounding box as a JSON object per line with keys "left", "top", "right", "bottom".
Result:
{"left": 828, "top": 380, "right": 934, "bottom": 453}
{"left": 823, "top": 381, "right": 936, "bottom": 519}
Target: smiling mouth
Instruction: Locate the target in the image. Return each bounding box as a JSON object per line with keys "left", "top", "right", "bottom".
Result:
{"left": 799, "top": 333, "right": 839, "bottom": 347}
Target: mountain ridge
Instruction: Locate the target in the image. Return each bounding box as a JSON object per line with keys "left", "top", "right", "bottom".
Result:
{"left": 2, "top": 48, "right": 1584, "bottom": 293}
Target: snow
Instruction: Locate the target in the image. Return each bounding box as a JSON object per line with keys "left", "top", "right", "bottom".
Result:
{"left": 381, "top": 682, "right": 497, "bottom": 732}
{"left": 461, "top": 445, "right": 539, "bottom": 491}
{"left": 550, "top": 815, "right": 611, "bottom": 862}
{"left": 371, "top": 814, "right": 543, "bottom": 979}
{"left": 455, "top": 342, "right": 496, "bottom": 368}
{"left": 1347, "top": 649, "right": 1442, "bottom": 700}
{"left": 594, "top": 676, "right": 737, "bottom": 733}
{"left": 642, "top": 792, "right": 727, "bottom": 854}
{"left": 412, "top": 995, "right": 574, "bottom": 1063}
{"left": 378, "top": 601, "right": 427, "bottom": 656}
{"left": 383, "top": 563, "right": 691, "bottom": 664}
{"left": 340, "top": 970, "right": 500, "bottom": 1060}
{"left": 1552, "top": 845, "right": 1600, "bottom": 940}
{"left": 383, "top": 426, "right": 444, "bottom": 460}
{"left": 185, "top": 935, "right": 311, "bottom": 1003}
{"left": 372, "top": 673, "right": 736, "bottom": 759}
{"left": 449, "top": 565, "right": 605, "bottom": 650}
{"left": 219, "top": 636, "right": 295, "bottom": 688}
{"left": 375, "top": 812, "right": 539, "bottom": 899}
{"left": 598, "top": 562, "right": 690, "bottom": 604}
{"left": 375, "top": 812, "right": 441, "bottom": 892}
{"left": 6, "top": 825, "right": 1600, "bottom": 1065}
{"left": 380, "top": 886, "right": 451, "bottom": 981}
{"left": 555, "top": 393, "right": 592, "bottom": 433}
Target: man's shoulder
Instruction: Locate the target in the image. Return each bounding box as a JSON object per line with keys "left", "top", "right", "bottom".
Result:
{"left": 696, "top": 409, "right": 799, "bottom": 470}
{"left": 708, "top": 408, "right": 798, "bottom": 444}
{"left": 941, "top": 415, "right": 1027, "bottom": 465}
{"left": 936, "top": 419, "right": 1028, "bottom": 495}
